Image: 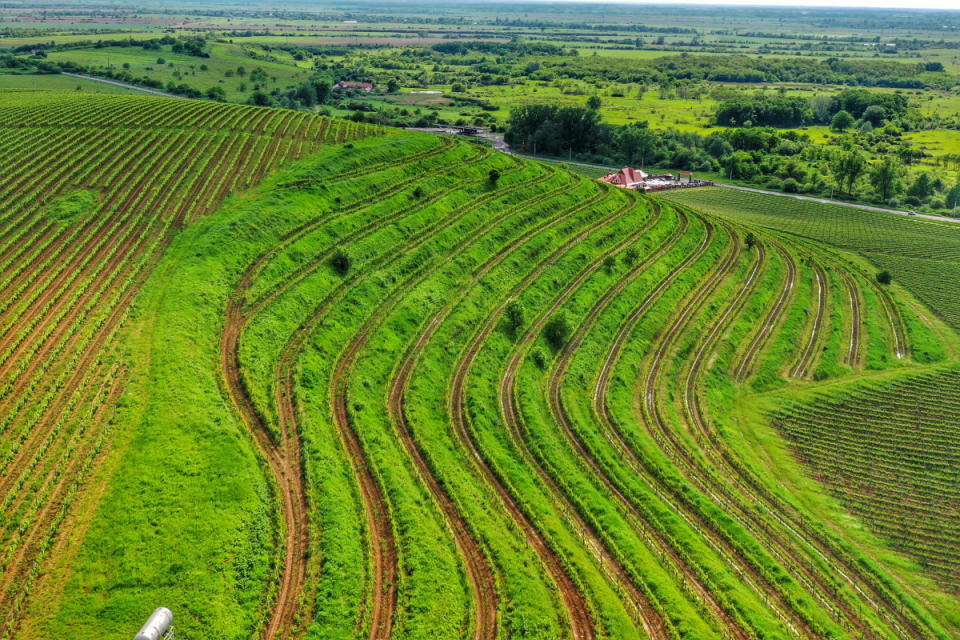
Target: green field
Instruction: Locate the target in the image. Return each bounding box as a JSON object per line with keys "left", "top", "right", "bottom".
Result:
{"left": 660, "top": 187, "right": 960, "bottom": 329}
{"left": 1, "top": 88, "right": 959, "bottom": 640}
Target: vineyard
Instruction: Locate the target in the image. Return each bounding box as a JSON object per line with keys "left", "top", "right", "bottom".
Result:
{"left": 3, "top": 92, "right": 960, "bottom": 640}
{"left": 771, "top": 365, "right": 960, "bottom": 591}
{"left": 660, "top": 187, "right": 960, "bottom": 331}
{"left": 0, "top": 90, "right": 376, "bottom": 638}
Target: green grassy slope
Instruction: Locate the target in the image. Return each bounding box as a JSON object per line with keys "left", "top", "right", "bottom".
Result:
{"left": 659, "top": 187, "right": 960, "bottom": 329}
{"left": 6, "top": 99, "right": 960, "bottom": 640}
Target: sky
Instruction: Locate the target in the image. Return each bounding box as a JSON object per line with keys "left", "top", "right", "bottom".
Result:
{"left": 597, "top": 0, "right": 959, "bottom": 8}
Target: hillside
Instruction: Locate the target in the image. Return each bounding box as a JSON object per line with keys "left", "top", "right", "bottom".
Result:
{"left": 0, "top": 90, "right": 378, "bottom": 638}
{"left": 2, "top": 93, "right": 960, "bottom": 640}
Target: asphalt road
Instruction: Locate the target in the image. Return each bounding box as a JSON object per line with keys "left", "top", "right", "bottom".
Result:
{"left": 61, "top": 72, "right": 186, "bottom": 99}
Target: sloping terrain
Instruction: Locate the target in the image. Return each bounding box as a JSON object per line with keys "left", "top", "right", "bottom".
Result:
{"left": 3, "top": 94, "right": 960, "bottom": 640}
{"left": 771, "top": 366, "right": 960, "bottom": 591}
{"left": 0, "top": 91, "right": 377, "bottom": 638}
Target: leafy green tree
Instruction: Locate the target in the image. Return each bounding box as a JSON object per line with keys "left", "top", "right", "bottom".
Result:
{"left": 205, "top": 86, "right": 226, "bottom": 101}
{"left": 488, "top": 168, "right": 501, "bottom": 185}
{"left": 831, "top": 109, "right": 855, "bottom": 132}
{"left": 544, "top": 312, "right": 571, "bottom": 350}
{"left": 946, "top": 183, "right": 960, "bottom": 209}
{"left": 907, "top": 173, "right": 934, "bottom": 201}
{"left": 586, "top": 95, "right": 601, "bottom": 111}
{"left": 616, "top": 125, "right": 657, "bottom": 168}
{"left": 869, "top": 156, "right": 902, "bottom": 201}
{"left": 862, "top": 104, "right": 887, "bottom": 125}
{"left": 505, "top": 300, "right": 524, "bottom": 336}
{"left": 330, "top": 249, "right": 351, "bottom": 276}
{"left": 876, "top": 270, "right": 892, "bottom": 285}
{"left": 830, "top": 149, "right": 867, "bottom": 194}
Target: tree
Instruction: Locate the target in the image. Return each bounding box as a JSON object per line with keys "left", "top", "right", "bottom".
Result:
{"left": 249, "top": 90, "right": 271, "bottom": 107}
{"left": 946, "top": 183, "right": 960, "bottom": 209}
{"left": 830, "top": 149, "right": 867, "bottom": 195}
{"left": 862, "top": 104, "right": 887, "bottom": 126}
{"left": 386, "top": 78, "right": 400, "bottom": 93}
{"left": 745, "top": 232, "right": 757, "bottom": 249}
{"left": 330, "top": 248, "right": 351, "bottom": 276}
{"left": 205, "top": 86, "right": 226, "bottom": 101}
{"left": 868, "top": 156, "right": 902, "bottom": 201}
{"left": 907, "top": 173, "right": 934, "bottom": 202}
{"left": 543, "top": 312, "right": 571, "bottom": 350}
{"left": 505, "top": 300, "right": 524, "bottom": 336}
{"left": 831, "top": 109, "right": 855, "bottom": 132}
{"left": 617, "top": 125, "right": 657, "bottom": 168}
{"left": 488, "top": 168, "right": 501, "bottom": 186}
{"left": 586, "top": 95, "right": 602, "bottom": 111}
{"left": 876, "top": 270, "right": 892, "bottom": 285}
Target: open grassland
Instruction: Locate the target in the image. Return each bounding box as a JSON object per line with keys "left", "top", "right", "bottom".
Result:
{"left": 42, "top": 42, "right": 312, "bottom": 101}
{"left": 4, "top": 93, "right": 960, "bottom": 640}
{"left": 0, "top": 91, "right": 376, "bottom": 639}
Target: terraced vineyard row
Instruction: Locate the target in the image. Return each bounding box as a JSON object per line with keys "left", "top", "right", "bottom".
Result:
{"left": 660, "top": 187, "right": 960, "bottom": 331}
{"left": 771, "top": 366, "right": 960, "bottom": 591}
{"left": 7, "top": 93, "right": 960, "bottom": 640}
{"left": 26, "top": 117, "right": 958, "bottom": 640}
{"left": 0, "top": 91, "right": 378, "bottom": 639}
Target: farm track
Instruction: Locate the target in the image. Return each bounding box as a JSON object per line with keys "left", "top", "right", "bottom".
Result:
{"left": 637, "top": 221, "right": 937, "bottom": 638}
{"left": 607, "top": 218, "right": 851, "bottom": 638}
{"left": 544, "top": 207, "right": 769, "bottom": 640}
{"left": 496, "top": 202, "right": 686, "bottom": 640}
{"left": 0, "top": 94, "right": 378, "bottom": 636}
{"left": 790, "top": 263, "right": 828, "bottom": 380}
{"left": 733, "top": 240, "right": 797, "bottom": 383}
{"left": 224, "top": 145, "right": 540, "bottom": 638}
{"left": 397, "top": 194, "right": 666, "bottom": 639}
{"left": 636, "top": 228, "right": 820, "bottom": 637}
{"left": 325, "top": 184, "right": 613, "bottom": 640}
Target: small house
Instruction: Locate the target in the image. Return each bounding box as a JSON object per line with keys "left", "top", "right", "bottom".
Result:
{"left": 599, "top": 167, "right": 647, "bottom": 189}
{"left": 334, "top": 81, "right": 374, "bottom": 92}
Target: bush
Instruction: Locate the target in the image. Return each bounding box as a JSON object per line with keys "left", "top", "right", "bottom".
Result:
{"left": 876, "top": 270, "right": 892, "bottom": 285}
{"left": 782, "top": 178, "right": 799, "bottom": 193}
{"left": 505, "top": 300, "right": 524, "bottom": 336}
{"left": 543, "top": 312, "right": 571, "bottom": 350}
{"left": 530, "top": 348, "right": 547, "bottom": 370}
{"left": 330, "top": 248, "right": 351, "bottom": 276}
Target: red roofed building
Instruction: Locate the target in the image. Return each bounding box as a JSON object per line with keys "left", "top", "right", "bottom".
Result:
{"left": 334, "top": 81, "right": 374, "bottom": 92}
{"left": 599, "top": 167, "right": 647, "bottom": 189}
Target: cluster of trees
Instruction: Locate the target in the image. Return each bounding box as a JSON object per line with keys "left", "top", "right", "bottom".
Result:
{"left": 716, "top": 88, "right": 909, "bottom": 128}
{"left": 1, "top": 35, "right": 210, "bottom": 57}
{"left": 505, "top": 99, "right": 959, "bottom": 212}
{"left": 503, "top": 99, "right": 602, "bottom": 155}
{"left": 552, "top": 53, "right": 956, "bottom": 90}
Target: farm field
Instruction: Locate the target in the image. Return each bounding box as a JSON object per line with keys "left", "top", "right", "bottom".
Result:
{"left": 0, "top": 90, "right": 375, "bottom": 638}
{"left": 659, "top": 187, "right": 960, "bottom": 329}
{"left": 1, "top": 89, "right": 958, "bottom": 640}
{"left": 0, "top": 72, "right": 142, "bottom": 93}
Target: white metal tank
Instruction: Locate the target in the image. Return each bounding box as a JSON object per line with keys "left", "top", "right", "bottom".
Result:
{"left": 134, "top": 607, "right": 173, "bottom": 640}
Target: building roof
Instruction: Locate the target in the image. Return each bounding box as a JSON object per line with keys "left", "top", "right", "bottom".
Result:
{"left": 599, "top": 167, "right": 647, "bottom": 188}
{"left": 335, "top": 81, "right": 373, "bottom": 89}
